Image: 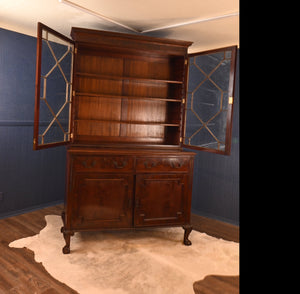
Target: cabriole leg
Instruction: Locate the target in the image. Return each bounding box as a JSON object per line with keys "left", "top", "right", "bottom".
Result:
{"left": 60, "top": 226, "right": 74, "bottom": 254}
{"left": 183, "top": 225, "right": 192, "bottom": 246}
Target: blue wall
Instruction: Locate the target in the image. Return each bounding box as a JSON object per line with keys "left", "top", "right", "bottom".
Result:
{"left": 190, "top": 50, "right": 239, "bottom": 225}
{"left": 0, "top": 28, "right": 66, "bottom": 219}
{"left": 0, "top": 27, "right": 239, "bottom": 225}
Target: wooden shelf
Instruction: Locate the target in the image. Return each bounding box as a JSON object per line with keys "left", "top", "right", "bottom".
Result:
{"left": 70, "top": 30, "right": 188, "bottom": 147}
{"left": 75, "top": 119, "right": 180, "bottom": 127}
{"left": 76, "top": 72, "right": 183, "bottom": 84}
{"left": 75, "top": 92, "right": 183, "bottom": 103}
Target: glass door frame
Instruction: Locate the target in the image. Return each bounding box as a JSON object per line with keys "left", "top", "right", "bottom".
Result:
{"left": 182, "top": 46, "right": 237, "bottom": 155}
{"left": 33, "top": 22, "right": 75, "bottom": 150}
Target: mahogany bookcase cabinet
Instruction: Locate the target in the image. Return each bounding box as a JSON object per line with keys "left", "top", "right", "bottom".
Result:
{"left": 33, "top": 23, "right": 197, "bottom": 254}
{"left": 33, "top": 23, "right": 237, "bottom": 253}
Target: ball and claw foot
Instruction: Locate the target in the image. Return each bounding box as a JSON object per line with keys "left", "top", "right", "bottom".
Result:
{"left": 183, "top": 225, "right": 192, "bottom": 246}
{"left": 62, "top": 245, "right": 70, "bottom": 254}
{"left": 61, "top": 226, "right": 73, "bottom": 254}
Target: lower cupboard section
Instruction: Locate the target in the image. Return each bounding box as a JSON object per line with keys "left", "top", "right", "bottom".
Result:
{"left": 68, "top": 173, "right": 190, "bottom": 230}
{"left": 61, "top": 149, "right": 195, "bottom": 253}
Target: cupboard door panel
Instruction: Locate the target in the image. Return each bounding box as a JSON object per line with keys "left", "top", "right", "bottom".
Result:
{"left": 134, "top": 174, "right": 187, "bottom": 227}
{"left": 70, "top": 173, "right": 133, "bottom": 229}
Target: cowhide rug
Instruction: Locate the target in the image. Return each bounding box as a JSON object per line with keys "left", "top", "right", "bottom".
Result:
{"left": 9, "top": 215, "right": 239, "bottom": 294}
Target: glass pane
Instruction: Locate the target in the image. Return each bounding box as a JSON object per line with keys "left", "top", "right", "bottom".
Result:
{"left": 184, "top": 48, "right": 235, "bottom": 154}
{"left": 36, "top": 27, "right": 73, "bottom": 147}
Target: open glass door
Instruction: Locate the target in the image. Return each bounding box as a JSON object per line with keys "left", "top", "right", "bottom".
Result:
{"left": 183, "top": 46, "right": 237, "bottom": 155}
{"left": 33, "top": 22, "right": 74, "bottom": 150}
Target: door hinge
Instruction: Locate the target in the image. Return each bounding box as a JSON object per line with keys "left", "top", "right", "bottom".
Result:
{"left": 70, "top": 133, "right": 74, "bottom": 139}
{"left": 229, "top": 96, "right": 233, "bottom": 105}
{"left": 33, "top": 138, "right": 37, "bottom": 145}
{"left": 185, "top": 59, "right": 188, "bottom": 65}
{"left": 74, "top": 47, "right": 78, "bottom": 54}
{"left": 182, "top": 99, "right": 186, "bottom": 104}
{"left": 180, "top": 137, "right": 183, "bottom": 143}
{"left": 72, "top": 90, "right": 75, "bottom": 96}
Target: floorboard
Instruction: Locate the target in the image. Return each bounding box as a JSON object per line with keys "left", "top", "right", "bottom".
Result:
{"left": 0, "top": 205, "right": 78, "bottom": 294}
{"left": 0, "top": 204, "right": 239, "bottom": 294}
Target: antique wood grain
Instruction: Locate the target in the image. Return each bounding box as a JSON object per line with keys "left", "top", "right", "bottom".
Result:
{"left": 0, "top": 205, "right": 78, "bottom": 294}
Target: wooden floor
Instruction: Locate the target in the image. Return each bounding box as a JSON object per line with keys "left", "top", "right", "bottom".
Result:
{"left": 0, "top": 205, "right": 77, "bottom": 294}
{"left": 193, "top": 275, "right": 239, "bottom": 294}
{"left": 0, "top": 205, "right": 239, "bottom": 294}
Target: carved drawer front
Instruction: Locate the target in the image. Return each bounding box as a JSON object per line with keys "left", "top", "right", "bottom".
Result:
{"left": 136, "top": 156, "right": 190, "bottom": 172}
{"left": 72, "top": 155, "right": 134, "bottom": 172}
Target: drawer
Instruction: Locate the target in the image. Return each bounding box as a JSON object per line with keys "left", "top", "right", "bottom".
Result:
{"left": 72, "top": 155, "right": 134, "bottom": 172}
{"left": 136, "top": 156, "right": 191, "bottom": 172}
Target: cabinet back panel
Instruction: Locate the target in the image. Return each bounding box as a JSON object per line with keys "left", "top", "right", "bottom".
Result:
{"left": 164, "top": 127, "right": 181, "bottom": 145}
{"left": 76, "top": 77, "right": 123, "bottom": 96}
{"left": 76, "top": 97, "right": 122, "bottom": 121}
{"left": 76, "top": 54, "right": 124, "bottom": 76}
{"left": 74, "top": 128, "right": 180, "bottom": 146}
{"left": 124, "top": 56, "right": 185, "bottom": 82}
{"left": 166, "top": 103, "right": 182, "bottom": 124}
{"left": 74, "top": 135, "right": 164, "bottom": 145}
{"left": 170, "top": 56, "right": 185, "bottom": 81}
{"left": 123, "top": 82, "right": 182, "bottom": 100}
{"left": 125, "top": 101, "right": 181, "bottom": 124}
{"left": 123, "top": 124, "right": 165, "bottom": 138}
{"left": 125, "top": 100, "right": 167, "bottom": 123}
{"left": 124, "top": 58, "right": 170, "bottom": 80}
{"left": 76, "top": 122, "right": 164, "bottom": 139}
{"left": 76, "top": 120, "right": 120, "bottom": 137}
{"left": 123, "top": 81, "right": 168, "bottom": 98}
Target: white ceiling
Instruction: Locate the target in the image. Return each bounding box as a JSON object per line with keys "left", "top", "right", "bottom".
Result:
{"left": 0, "top": 0, "right": 239, "bottom": 53}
